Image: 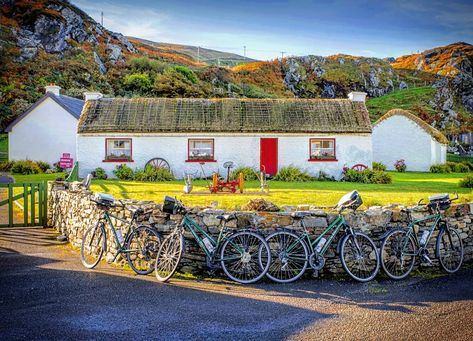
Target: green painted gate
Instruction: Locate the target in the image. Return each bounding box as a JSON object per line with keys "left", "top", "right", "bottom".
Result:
{"left": 0, "top": 182, "right": 47, "bottom": 227}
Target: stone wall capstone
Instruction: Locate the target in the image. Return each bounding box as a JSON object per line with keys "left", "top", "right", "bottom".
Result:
{"left": 48, "top": 181, "right": 473, "bottom": 276}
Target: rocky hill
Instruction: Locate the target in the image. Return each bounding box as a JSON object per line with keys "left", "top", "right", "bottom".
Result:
{"left": 0, "top": 0, "right": 471, "bottom": 134}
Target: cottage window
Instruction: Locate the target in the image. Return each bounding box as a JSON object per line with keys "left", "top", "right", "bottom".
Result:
{"left": 105, "top": 138, "right": 132, "bottom": 161}
{"left": 309, "top": 138, "right": 336, "bottom": 161}
{"left": 188, "top": 139, "right": 214, "bottom": 161}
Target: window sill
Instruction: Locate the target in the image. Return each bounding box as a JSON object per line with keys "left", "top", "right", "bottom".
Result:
{"left": 185, "top": 159, "right": 217, "bottom": 163}
{"left": 308, "top": 159, "right": 338, "bottom": 162}
{"left": 102, "top": 159, "right": 134, "bottom": 163}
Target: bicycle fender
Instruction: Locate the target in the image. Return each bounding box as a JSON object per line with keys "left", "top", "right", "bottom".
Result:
{"left": 379, "top": 226, "right": 406, "bottom": 240}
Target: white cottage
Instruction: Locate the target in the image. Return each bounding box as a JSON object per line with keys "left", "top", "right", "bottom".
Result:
{"left": 77, "top": 92, "right": 373, "bottom": 179}
{"left": 5, "top": 85, "right": 86, "bottom": 165}
{"left": 372, "top": 109, "right": 448, "bottom": 171}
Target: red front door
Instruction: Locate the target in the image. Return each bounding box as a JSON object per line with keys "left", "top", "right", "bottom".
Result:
{"left": 260, "top": 138, "right": 278, "bottom": 176}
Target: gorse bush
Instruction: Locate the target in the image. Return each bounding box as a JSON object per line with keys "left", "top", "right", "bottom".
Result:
{"left": 459, "top": 174, "right": 473, "bottom": 188}
{"left": 343, "top": 169, "right": 392, "bottom": 184}
{"left": 372, "top": 161, "right": 386, "bottom": 171}
{"left": 230, "top": 167, "right": 259, "bottom": 181}
{"left": 11, "top": 160, "right": 41, "bottom": 175}
{"left": 273, "top": 166, "right": 314, "bottom": 182}
{"left": 113, "top": 164, "right": 134, "bottom": 180}
{"left": 92, "top": 167, "right": 108, "bottom": 180}
{"left": 134, "top": 166, "right": 175, "bottom": 182}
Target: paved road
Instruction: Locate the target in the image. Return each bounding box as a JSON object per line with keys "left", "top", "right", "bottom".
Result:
{"left": 0, "top": 228, "right": 472, "bottom": 340}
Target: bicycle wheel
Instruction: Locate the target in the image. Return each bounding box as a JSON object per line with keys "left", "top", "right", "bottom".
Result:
{"left": 380, "top": 229, "right": 416, "bottom": 280}
{"left": 220, "top": 231, "right": 271, "bottom": 284}
{"left": 265, "top": 230, "right": 309, "bottom": 283}
{"left": 437, "top": 226, "right": 463, "bottom": 273}
{"left": 155, "top": 231, "right": 184, "bottom": 282}
{"left": 81, "top": 222, "right": 106, "bottom": 269}
{"left": 126, "top": 226, "right": 162, "bottom": 275}
{"left": 340, "top": 232, "right": 379, "bottom": 282}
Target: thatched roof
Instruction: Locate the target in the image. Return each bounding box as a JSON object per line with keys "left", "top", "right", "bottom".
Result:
{"left": 375, "top": 109, "right": 448, "bottom": 144}
{"left": 78, "top": 98, "right": 372, "bottom": 134}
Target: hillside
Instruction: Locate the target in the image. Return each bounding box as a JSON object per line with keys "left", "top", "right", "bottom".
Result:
{"left": 0, "top": 0, "right": 471, "bottom": 134}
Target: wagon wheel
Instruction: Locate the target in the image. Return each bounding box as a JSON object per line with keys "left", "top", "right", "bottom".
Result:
{"left": 239, "top": 172, "right": 244, "bottom": 193}
{"left": 351, "top": 164, "right": 368, "bottom": 171}
{"left": 146, "top": 158, "right": 170, "bottom": 170}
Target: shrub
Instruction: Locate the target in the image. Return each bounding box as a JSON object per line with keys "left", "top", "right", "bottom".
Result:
{"left": 430, "top": 164, "right": 450, "bottom": 173}
{"left": 459, "top": 174, "right": 473, "bottom": 188}
{"left": 453, "top": 163, "right": 470, "bottom": 173}
{"left": 394, "top": 159, "right": 406, "bottom": 172}
{"left": 230, "top": 167, "right": 259, "bottom": 181}
{"left": 372, "top": 161, "right": 386, "bottom": 171}
{"left": 53, "top": 162, "right": 64, "bottom": 172}
{"left": 11, "top": 160, "right": 41, "bottom": 175}
{"left": 134, "top": 166, "right": 175, "bottom": 182}
{"left": 316, "top": 171, "right": 336, "bottom": 181}
{"left": 0, "top": 160, "right": 14, "bottom": 172}
{"left": 344, "top": 169, "right": 392, "bottom": 184}
{"left": 124, "top": 73, "right": 152, "bottom": 94}
{"left": 273, "top": 166, "right": 313, "bottom": 182}
{"left": 462, "top": 161, "right": 473, "bottom": 171}
{"left": 36, "top": 161, "right": 50, "bottom": 173}
{"left": 113, "top": 164, "right": 134, "bottom": 180}
{"left": 92, "top": 167, "right": 108, "bottom": 180}
{"left": 174, "top": 66, "right": 197, "bottom": 84}
{"left": 431, "top": 162, "right": 471, "bottom": 173}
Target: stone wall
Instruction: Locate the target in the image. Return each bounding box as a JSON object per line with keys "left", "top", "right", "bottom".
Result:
{"left": 48, "top": 181, "right": 473, "bottom": 277}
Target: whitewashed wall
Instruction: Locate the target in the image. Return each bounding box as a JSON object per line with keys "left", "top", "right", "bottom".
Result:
{"left": 8, "top": 98, "right": 78, "bottom": 165}
{"left": 77, "top": 133, "right": 372, "bottom": 180}
{"left": 372, "top": 115, "right": 446, "bottom": 171}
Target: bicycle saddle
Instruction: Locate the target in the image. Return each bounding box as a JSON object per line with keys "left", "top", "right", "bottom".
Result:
{"left": 216, "top": 214, "right": 237, "bottom": 222}
{"left": 133, "top": 208, "right": 145, "bottom": 216}
{"left": 291, "top": 212, "right": 313, "bottom": 219}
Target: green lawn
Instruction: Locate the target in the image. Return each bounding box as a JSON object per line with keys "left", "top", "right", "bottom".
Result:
{"left": 10, "top": 171, "right": 472, "bottom": 210}
{"left": 0, "top": 133, "right": 7, "bottom": 161}
{"left": 447, "top": 153, "right": 473, "bottom": 164}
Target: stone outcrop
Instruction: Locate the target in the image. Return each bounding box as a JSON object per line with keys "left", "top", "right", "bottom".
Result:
{"left": 48, "top": 182, "right": 473, "bottom": 277}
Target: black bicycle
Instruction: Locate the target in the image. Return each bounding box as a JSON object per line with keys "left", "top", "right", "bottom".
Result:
{"left": 81, "top": 193, "right": 162, "bottom": 275}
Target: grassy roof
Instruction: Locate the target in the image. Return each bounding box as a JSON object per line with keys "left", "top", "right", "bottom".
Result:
{"left": 375, "top": 108, "right": 449, "bottom": 144}
{"left": 78, "top": 98, "right": 372, "bottom": 134}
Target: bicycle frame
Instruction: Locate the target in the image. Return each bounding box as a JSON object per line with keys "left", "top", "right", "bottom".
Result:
{"left": 100, "top": 211, "right": 138, "bottom": 261}
{"left": 401, "top": 212, "right": 443, "bottom": 256}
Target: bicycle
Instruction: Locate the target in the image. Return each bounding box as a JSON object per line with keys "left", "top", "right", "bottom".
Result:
{"left": 81, "top": 193, "right": 162, "bottom": 275}
{"left": 155, "top": 196, "right": 271, "bottom": 284}
{"left": 265, "top": 191, "right": 380, "bottom": 283}
{"left": 380, "top": 193, "right": 464, "bottom": 280}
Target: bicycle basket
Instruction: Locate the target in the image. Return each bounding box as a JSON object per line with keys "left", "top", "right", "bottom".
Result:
{"left": 163, "top": 196, "right": 177, "bottom": 214}
{"left": 94, "top": 193, "right": 115, "bottom": 206}
{"left": 337, "top": 190, "right": 362, "bottom": 210}
{"left": 428, "top": 193, "right": 450, "bottom": 210}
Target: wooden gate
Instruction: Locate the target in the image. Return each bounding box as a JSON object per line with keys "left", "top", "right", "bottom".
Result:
{"left": 0, "top": 182, "right": 47, "bottom": 227}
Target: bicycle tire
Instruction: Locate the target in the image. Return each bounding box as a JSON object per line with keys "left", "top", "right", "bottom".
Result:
{"left": 80, "top": 222, "right": 106, "bottom": 269}
{"left": 380, "top": 229, "right": 416, "bottom": 280}
{"left": 126, "top": 225, "right": 162, "bottom": 275}
{"left": 155, "top": 232, "right": 184, "bottom": 282}
{"left": 340, "top": 232, "right": 379, "bottom": 282}
{"left": 437, "top": 226, "right": 464, "bottom": 273}
{"left": 265, "top": 230, "right": 309, "bottom": 283}
{"left": 220, "top": 231, "right": 271, "bottom": 284}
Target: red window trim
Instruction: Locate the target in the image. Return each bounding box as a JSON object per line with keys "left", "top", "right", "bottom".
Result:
{"left": 309, "top": 138, "right": 337, "bottom": 162}
{"left": 103, "top": 138, "right": 133, "bottom": 163}
{"left": 187, "top": 138, "right": 215, "bottom": 162}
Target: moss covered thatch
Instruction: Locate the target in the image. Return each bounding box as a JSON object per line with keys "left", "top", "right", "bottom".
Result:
{"left": 375, "top": 108, "right": 448, "bottom": 144}
{"left": 78, "top": 97, "right": 372, "bottom": 134}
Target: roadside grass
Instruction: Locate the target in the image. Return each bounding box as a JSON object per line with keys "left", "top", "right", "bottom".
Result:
{"left": 0, "top": 133, "right": 7, "bottom": 161}
{"left": 11, "top": 171, "right": 471, "bottom": 209}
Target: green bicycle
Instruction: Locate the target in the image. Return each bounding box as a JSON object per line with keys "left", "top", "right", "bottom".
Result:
{"left": 81, "top": 193, "right": 162, "bottom": 275}
{"left": 380, "top": 193, "right": 464, "bottom": 280}
{"left": 155, "top": 196, "right": 271, "bottom": 284}
{"left": 265, "top": 191, "right": 380, "bottom": 283}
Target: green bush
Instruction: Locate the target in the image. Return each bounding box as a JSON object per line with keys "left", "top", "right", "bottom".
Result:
{"left": 459, "top": 174, "right": 473, "bottom": 188}
{"left": 273, "top": 166, "right": 313, "bottom": 182}
{"left": 0, "top": 160, "right": 14, "bottom": 172}
{"left": 36, "top": 161, "right": 50, "bottom": 173}
{"left": 174, "top": 66, "right": 197, "bottom": 84}
{"left": 430, "top": 164, "right": 450, "bottom": 173}
{"left": 372, "top": 161, "right": 386, "bottom": 171}
{"left": 431, "top": 162, "right": 471, "bottom": 173}
{"left": 453, "top": 163, "right": 470, "bottom": 173}
{"left": 113, "top": 164, "right": 134, "bottom": 180}
{"left": 11, "top": 160, "right": 41, "bottom": 175}
{"left": 124, "top": 73, "right": 152, "bottom": 94}
{"left": 316, "top": 171, "right": 336, "bottom": 181}
{"left": 134, "top": 166, "right": 175, "bottom": 182}
{"left": 92, "top": 167, "right": 108, "bottom": 180}
{"left": 344, "top": 169, "right": 392, "bottom": 184}
{"left": 230, "top": 167, "right": 259, "bottom": 181}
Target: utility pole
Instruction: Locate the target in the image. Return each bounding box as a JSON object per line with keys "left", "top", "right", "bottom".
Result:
{"left": 280, "top": 51, "right": 286, "bottom": 60}
{"left": 101, "top": 11, "right": 103, "bottom": 26}
{"left": 243, "top": 46, "right": 246, "bottom": 59}
{"left": 197, "top": 46, "right": 200, "bottom": 62}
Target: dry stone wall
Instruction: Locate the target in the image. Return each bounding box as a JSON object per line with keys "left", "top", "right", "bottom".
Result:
{"left": 48, "top": 181, "right": 473, "bottom": 277}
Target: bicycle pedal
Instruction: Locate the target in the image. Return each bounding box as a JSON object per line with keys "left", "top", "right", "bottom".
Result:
{"left": 312, "top": 270, "right": 319, "bottom": 278}
{"left": 421, "top": 255, "right": 433, "bottom": 264}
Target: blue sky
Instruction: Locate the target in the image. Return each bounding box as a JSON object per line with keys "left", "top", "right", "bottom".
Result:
{"left": 72, "top": 0, "right": 473, "bottom": 60}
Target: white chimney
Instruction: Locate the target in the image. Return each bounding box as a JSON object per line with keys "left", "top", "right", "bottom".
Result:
{"left": 45, "top": 85, "right": 61, "bottom": 96}
{"left": 348, "top": 91, "right": 367, "bottom": 102}
{"left": 83, "top": 92, "right": 103, "bottom": 101}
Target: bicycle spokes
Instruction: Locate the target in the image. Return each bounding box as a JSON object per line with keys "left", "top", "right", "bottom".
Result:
{"left": 341, "top": 233, "right": 379, "bottom": 282}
